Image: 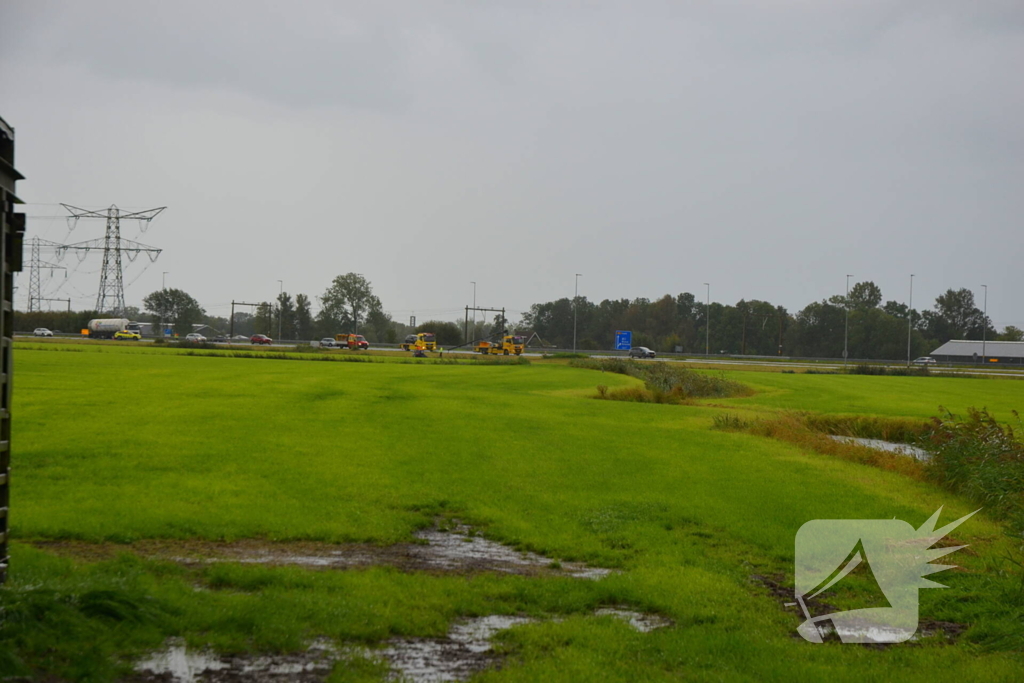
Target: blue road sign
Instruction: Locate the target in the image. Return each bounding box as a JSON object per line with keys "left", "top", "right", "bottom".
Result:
{"left": 615, "top": 330, "right": 632, "bottom": 351}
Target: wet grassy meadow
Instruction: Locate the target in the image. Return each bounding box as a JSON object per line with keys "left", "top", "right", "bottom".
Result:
{"left": 2, "top": 342, "right": 1022, "bottom": 680}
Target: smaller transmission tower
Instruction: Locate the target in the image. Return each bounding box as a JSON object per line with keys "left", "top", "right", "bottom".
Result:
{"left": 59, "top": 204, "right": 165, "bottom": 314}
{"left": 26, "top": 237, "right": 67, "bottom": 312}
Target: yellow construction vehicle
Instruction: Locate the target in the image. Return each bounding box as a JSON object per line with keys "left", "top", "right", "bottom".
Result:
{"left": 475, "top": 335, "right": 525, "bottom": 356}
{"left": 400, "top": 332, "right": 437, "bottom": 351}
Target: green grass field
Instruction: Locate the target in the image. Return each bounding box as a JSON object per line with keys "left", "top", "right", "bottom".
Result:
{"left": 3, "top": 343, "right": 1022, "bottom": 681}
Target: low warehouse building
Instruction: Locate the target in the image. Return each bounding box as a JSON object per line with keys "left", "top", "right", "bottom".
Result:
{"left": 930, "top": 340, "right": 1024, "bottom": 365}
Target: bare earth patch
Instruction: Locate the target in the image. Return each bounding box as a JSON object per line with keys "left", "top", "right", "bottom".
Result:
{"left": 31, "top": 524, "right": 613, "bottom": 579}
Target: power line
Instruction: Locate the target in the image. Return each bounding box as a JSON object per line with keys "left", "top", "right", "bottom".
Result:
{"left": 57, "top": 204, "right": 165, "bottom": 314}
{"left": 26, "top": 237, "right": 67, "bottom": 312}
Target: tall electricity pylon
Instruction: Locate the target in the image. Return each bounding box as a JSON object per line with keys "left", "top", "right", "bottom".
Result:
{"left": 26, "top": 237, "right": 67, "bottom": 312}
{"left": 59, "top": 204, "right": 165, "bottom": 314}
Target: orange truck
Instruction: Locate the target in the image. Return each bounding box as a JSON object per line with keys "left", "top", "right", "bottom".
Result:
{"left": 334, "top": 333, "right": 369, "bottom": 350}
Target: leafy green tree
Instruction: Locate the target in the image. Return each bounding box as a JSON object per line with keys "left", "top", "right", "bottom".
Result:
{"left": 998, "top": 326, "right": 1023, "bottom": 342}
{"left": 295, "top": 294, "right": 314, "bottom": 340}
{"left": 881, "top": 300, "right": 923, "bottom": 329}
{"left": 521, "top": 298, "right": 575, "bottom": 348}
{"left": 789, "top": 300, "right": 845, "bottom": 357}
{"left": 922, "top": 288, "right": 992, "bottom": 341}
{"left": 737, "top": 300, "right": 784, "bottom": 355}
{"left": 416, "top": 321, "right": 462, "bottom": 346}
{"left": 142, "top": 288, "right": 205, "bottom": 336}
{"left": 231, "top": 311, "right": 255, "bottom": 337}
{"left": 276, "top": 292, "right": 296, "bottom": 340}
{"left": 253, "top": 302, "right": 274, "bottom": 336}
{"left": 121, "top": 305, "right": 143, "bottom": 321}
{"left": 366, "top": 308, "right": 394, "bottom": 343}
{"left": 319, "top": 273, "right": 383, "bottom": 334}
{"left": 15, "top": 309, "right": 98, "bottom": 335}
{"left": 848, "top": 281, "right": 883, "bottom": 310}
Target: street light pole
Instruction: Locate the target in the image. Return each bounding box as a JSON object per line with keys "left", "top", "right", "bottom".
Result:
{"left": 844, "top": 274, "right": 852, "bottom": 366}
{"left": 573, "top": 274, "right": 582, "bottom": 351}
{"left": 703, "top": 283, "right": 710, "bottom": 356}
{"left": 277, "top": 280, "right": 283, "bottom": 340}
{"left": 471, "top": 281, "right": 476, "bottom": 335}
{"left": 981, "top": 284, "right": 988, "bottom": 365}
{"left": 906, "top": 274, "right": 914, "bottom": 367}
{"left": 161, "top": 271, "right": 169, "bottom": 338}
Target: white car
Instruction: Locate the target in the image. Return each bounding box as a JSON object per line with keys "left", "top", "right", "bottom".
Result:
{"left": 185, "top": 333, "right": 207, "bottom": 343}
{"left": 912, "top": 356, "right": 937, "bottom": 365}
{"left": 319, "top": 337, "right": 338, "bottom": 348}
{"left": 33, "top": 328, "right": 53, "bottom": 337}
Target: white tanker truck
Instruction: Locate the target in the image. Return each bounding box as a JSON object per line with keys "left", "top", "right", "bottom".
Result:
{"left": 85, "top": 318, "right": 141, "bottom": 339}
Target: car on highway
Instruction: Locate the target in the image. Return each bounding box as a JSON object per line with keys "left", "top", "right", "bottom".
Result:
{"left": 113, "top": 330, "right": 141, "bottom": 341}
{"left": 33, "top": 328, "right": 53, "bottom": 337}
{"left": 250, "top": 334, "right": 273, "bottom": 345}
{"left": 629, "top": 346, "right": 656, "bottom": 359}
{"left": 319, "top": 337, "right": 338, "bottom": 348}
{"left": 912, "top": 356, "right": 937, "bottom": 365}
{"left": 185, "top": 333, "right": 207, "bottom": 343}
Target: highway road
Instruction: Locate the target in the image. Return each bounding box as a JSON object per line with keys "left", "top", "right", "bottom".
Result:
{"left": 17, "top": 335, "right": 1023, "bottom": 378}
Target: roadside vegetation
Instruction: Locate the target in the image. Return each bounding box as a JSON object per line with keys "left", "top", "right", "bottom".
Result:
{"left": 570, "top": 357, "right": 751, "bottom": 403}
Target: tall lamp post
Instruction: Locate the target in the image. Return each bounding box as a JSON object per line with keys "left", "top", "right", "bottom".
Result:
{"left": 471, "top": 281, "right": 476, "bottom": 337}
{"left": 906, "top": 274, "right": 914, "bottom": 367}
{"left": 703, "top": 283, "right": 710, "bottom": 356}
{"left": 844, "top": 274, "right": 852, "bottom": 366}
{"left": 573, "top": 273, "right": 582, "bottom": 351}
{"left": 277, "top": 280, "right": 283, "bottom": 340}
{"left": 161, "top": 271, "right": 169, "bottom": 338}
{"left": 981, "top": 284, "right": 988, "bottom": 365}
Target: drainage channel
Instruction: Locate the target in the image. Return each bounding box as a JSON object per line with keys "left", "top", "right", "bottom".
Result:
{"left": 827, "top": 435, "right": 931, "bottom": 461}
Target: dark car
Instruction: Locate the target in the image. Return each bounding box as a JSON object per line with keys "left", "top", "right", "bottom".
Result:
{"left": 629, "top": 346, "right": 656, "bottom": 359}
{"left": 250, "top": 334, "right": 273, "bottom": 345}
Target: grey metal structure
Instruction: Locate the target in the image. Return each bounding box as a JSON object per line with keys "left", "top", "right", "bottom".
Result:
{"left": 27, "top": 237, "right": 67, "bottom": 311}
{"left": 0, "top": 115, "right": 26, "bottom": 584}
{"left": 59, "top": 204, "right": 165, "bottom": 315}
{"left": 930, "top": 340, "right": 1024, "bottom": 365}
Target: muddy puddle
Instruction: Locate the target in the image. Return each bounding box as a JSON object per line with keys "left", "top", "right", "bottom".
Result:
{"left": 134, "top": 609, "right": 671, "bottom": 682}
{"left": 377, "top": 608, "right": 672, "bottom": 681}
{"left": 411, "top": 525, "right": 612, "bottom": 579}
{"left": 827, "top": 435, "right": 931, "bottom": 461}
{"left": 33, "top": 523, "right": 613, "bottom": 580}
{"left": 376, "top": 614, "right": 536, "bottom": 682}
{"left": 130, "top": 638, "right": 336, "bottom": 682}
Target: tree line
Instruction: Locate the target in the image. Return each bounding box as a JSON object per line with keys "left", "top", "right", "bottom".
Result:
{"left": 17, "top": 277, "right": 1021, "bottom": 359}
{"left": 16, "top": 273, "right": 405, "bottom": 343}
{"left": 520, "top": 283, "right": 1021, "bottom": 359}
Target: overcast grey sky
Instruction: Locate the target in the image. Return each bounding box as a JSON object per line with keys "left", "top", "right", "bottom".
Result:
{"left": 2, "top": 0, "right": 1021, "bottom": 328}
